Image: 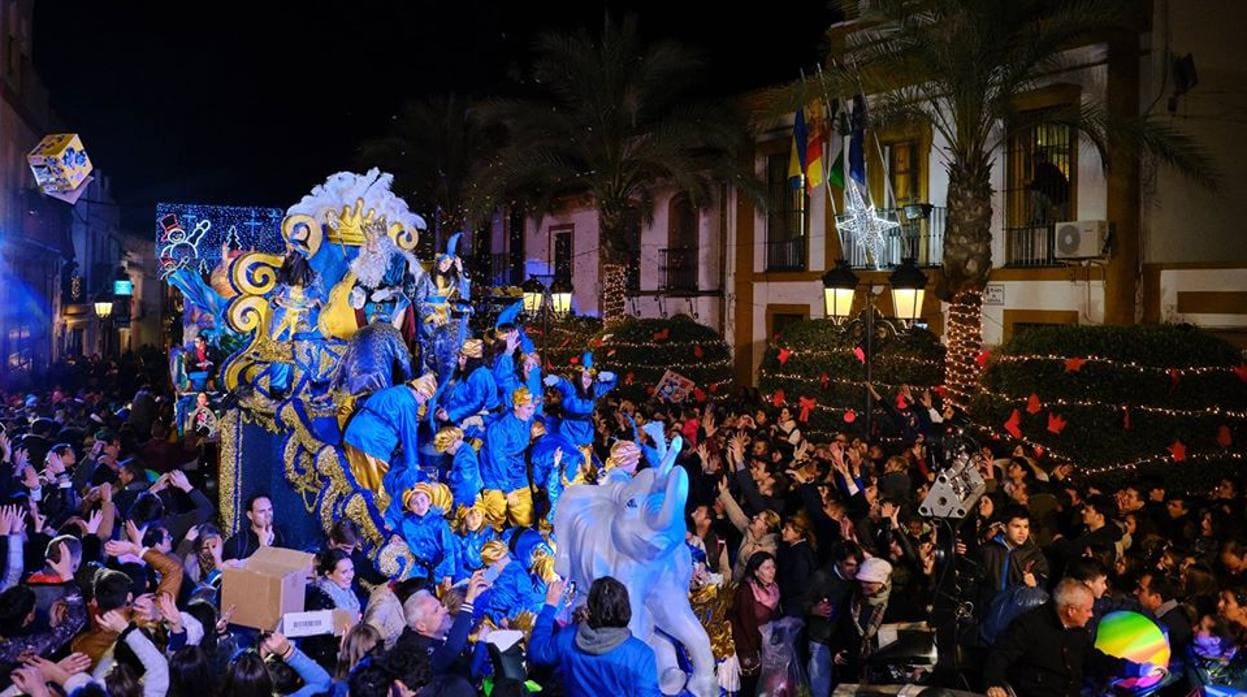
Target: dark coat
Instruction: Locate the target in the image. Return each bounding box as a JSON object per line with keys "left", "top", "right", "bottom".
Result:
{"left": 777, "top": 540, "right": 817, "bottom": 617}
{"left": 979, "top": 533, "right": 1051, "bottom": 605}
{"left": 983, "top": 603, "right": 1127, "bottom": 697}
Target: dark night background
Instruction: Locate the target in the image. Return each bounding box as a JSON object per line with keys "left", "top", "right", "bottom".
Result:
{"left": 33, "top": 1, "right": 836, "bottom": 227}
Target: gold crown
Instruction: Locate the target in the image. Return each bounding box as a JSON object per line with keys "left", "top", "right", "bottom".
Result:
{"left": 324, "top": 198, "right": 383, "bottom": 246}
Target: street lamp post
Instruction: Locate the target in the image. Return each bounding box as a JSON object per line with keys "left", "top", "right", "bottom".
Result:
{"left": 821, "top": 257, "right": 928, "bottom": 438}
{"left": 93, "top": 289, "right": 115, "bottom": 356}
{"left": 520, "top": 274, "right": 574, "bottom": 354}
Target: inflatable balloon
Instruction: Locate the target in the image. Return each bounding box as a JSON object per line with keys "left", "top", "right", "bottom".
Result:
{"left": 1094, "top": 610, "right": 1171, "bottom": 693}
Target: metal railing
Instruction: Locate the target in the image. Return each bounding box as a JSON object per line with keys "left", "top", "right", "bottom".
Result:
{"left": 1003, "top": 225, "right": 1058, "bottom": 267}
{"left": 659, "top": 247, "right": 699, "bottom": 293}
{"left": 766, "top": 236, "right": 807, "bottom": 271}
{"left": 838, "top": 206, "right": 945, "bottom": 268}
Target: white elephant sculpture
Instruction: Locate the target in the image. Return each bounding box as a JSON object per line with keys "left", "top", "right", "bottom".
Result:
{"left": 553, "top": 435, "right": 717, "bottom": 697}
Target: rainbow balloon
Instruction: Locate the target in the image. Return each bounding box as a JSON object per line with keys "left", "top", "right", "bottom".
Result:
{"left": 1094, "top": 611, "right": 1171, "bottom": 693}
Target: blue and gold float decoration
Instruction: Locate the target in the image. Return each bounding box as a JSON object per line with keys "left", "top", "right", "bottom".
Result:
{"left": 170, "top": 170, "right": 433, "bottom": 577}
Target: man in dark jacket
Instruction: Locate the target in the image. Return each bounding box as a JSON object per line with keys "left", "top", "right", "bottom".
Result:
{"left": 1136, "top": 573, "right": 1192, "bottom": 662}
{"left": 985, "top": 579, "right": 1135, "bottom": 697}
{"left": 222, "top": 494, "right": 285, "bottom": 560}
{"left": 979, "top": 506, "right": 1051, "bottom": 604}
{"left": 397, "top": 571, "right": 490, "bottom": 683}
{"left": 805, "top": 541, "right": 863, "bottom": 697}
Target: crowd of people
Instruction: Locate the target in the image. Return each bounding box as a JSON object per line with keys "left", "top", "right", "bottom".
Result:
{"left": 1, "top": 343, "right": 1246, "bottom": 697}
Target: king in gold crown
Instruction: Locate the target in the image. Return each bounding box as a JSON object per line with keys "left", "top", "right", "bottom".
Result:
{"left": 324, "top": 198, "right": 387, "bottom": 246}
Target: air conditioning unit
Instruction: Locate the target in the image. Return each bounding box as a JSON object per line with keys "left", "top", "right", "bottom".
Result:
{"left": 1054, "top": 220, "right": 1109, "bottom": 260}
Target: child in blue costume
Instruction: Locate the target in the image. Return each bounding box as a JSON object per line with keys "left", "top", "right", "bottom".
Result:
{"left": 342, "top": 372, "right": 438, "bottom": 495}
{"left": 528, "top": 419, "right": 586, "bottom": 525}
{"left": 492, "top": 302, "right": 545, "bottom": 417}
{"left": 543, "top": 352, "right": 617, "bottom": 449}
{"left": 394, "top": 483, "right": 459, "bottom": 586}
{"left": 480, "top": 386, "right": 539, "bottom": 527}
{"left": 452, "top": 497, "right": 502, "bottom": 581}
{"left": 479, "top": 534, "right": 547, "bottom": 627}
{"left": 436, "top": 338, "right": 498, "bottom": 439}
{"left": 434, "top": 425, "right": 482, "bottom": 511}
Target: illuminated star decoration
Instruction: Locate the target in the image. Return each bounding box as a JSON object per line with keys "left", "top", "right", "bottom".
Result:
{"left": 838, "top": 180, "right": 900, "bottom": 269}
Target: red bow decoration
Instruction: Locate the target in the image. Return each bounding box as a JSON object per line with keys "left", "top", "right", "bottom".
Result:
{"left": 569, "top": 356, "right": 579, "bottom": 365}
{"left": 1235, "top": 364, "right": 1247, "bottom": 383}
{"left": 693, "top": 344, "right": 704, "bottom": 359}
{"left": 624, "top": 371, "right": 635, "bottom": 385}
{"left": 652, "top": 328, "right": 670, "bottom": 342}
{"left": 1003, "top": 409, "right": 1023, "bottom": 438}
{"left": 771, "top": 389, "right": 786, "bottom": 407}
{"left": 1046, "top": 412, "right": 1067, "bottom": 435}
{"left": 1026, "top": 393, "right": 1043, "bottom": 415}
{"left": 798, "top": 396, "right": 817, "bottom": 423}
{"left": 1064, "top": 357, "right": 1086, "bottom": 373}
{"left": 709, "top": 383, "right": 720, "bottom": 394}
{"left": 1122, "top": 405, "right": 1131, "bottom": 431}
{"left": 1033, "top": 444, "right": 1046, "bottom": 457}
{"left": 778, "top": 347, "right": 792, "bottom": 365}
{"left": 1168, "top": 440, "right": 1187, "bottom": 462}
{"left": 820, "top": 372, "right": 830, "bottom": 390}
{"left": 1218, "top": 425, "right": 1233, "bottom": 448}
{"left": 843, "top": 409, "right": 857, "bottom": 424}
{"left": 693, "top": 387, "right": 707, "bottom": 403}
{"left": 853, "top": 346, "right": 867, "bottom": 364}
{"left": 976, "top": 350, "right": 991, "bottom": 368}
{"left": 1168, "top": 368, "right": 1181, "bottom": 388}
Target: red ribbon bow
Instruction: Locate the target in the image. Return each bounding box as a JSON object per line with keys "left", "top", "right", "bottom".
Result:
{"left": 820, "top": 372, "right": 830, "bottom": 390}
{"left": 771, "top": 389, "right": 786, "bottom": 407}
{"left": 1064, "top": 357, "right": 1086, "bottom": 373}
{"left": 1026, "top": 393, "right": 1042, "bottom": 415}
{"left": 778, "top": 347, "right": 792, "bottom": 365}
{"left": 652, "top": 328, "right": 670, "bottom": 342}
{"left": 1003, "top": 409, "right": 1023, "bottom": 438}
{"left": 693, "top": 344, "right": 704, "bottom": 359}
{"left": 1046, "top": 412, "right": 1067, "bottom": 435}
{"left": 798, "top": 396, "right": 817, "bottom": 423}
{"left": 1168, "top": 440, "right": 1187, "bottom": 461}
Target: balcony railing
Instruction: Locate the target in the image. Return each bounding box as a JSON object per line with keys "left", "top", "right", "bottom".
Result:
{"left": 659, "top": 247, "right": 699, "bottom": 293}
{"left": 838, "top": 206, "right": 945, "bottom": 268}
{"left": 766, "top": 236, "right": 807, "bottom": 272}
{"left": 1003, "top": 224, "right": 1058, "bottom": 267}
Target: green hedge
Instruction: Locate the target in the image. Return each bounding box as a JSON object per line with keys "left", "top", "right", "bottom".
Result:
{"left": 970, "top": 324, "right": 1247, "bottom": 489}
{"left": 525, "top": 315, "right": 603, "bottom": 370}
{"left": 757, "top": 319, "right": 946, "bottom": 441}
{"left": 561, "top": 316, "right": 736, "bottom": 403}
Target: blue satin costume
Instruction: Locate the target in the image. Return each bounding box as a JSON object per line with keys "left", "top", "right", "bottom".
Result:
{"left": 398, "top": 509, "right": 458, "bottom": 582}
{"left": 443, "top": 366, "right": 499, "bottom": 438}
{"left": 446, "top": 444, "right": 484, "bottom": 511}
{"left": 480, "top": 411, "right": 531, "bottom": 493}
{"left": 548, "top": 374, "right": 618, "bottom": 447}
{"left": 455, "top": 526, "right": 499, "bottom": 579}
{"left": 530, "top": 431, "right": 584, "bottom": 524}
{"left": 494, "top": 353, "right": 544, "bottom": 417}
{"left": 342, "top": 384, "right": 425, "bottom": 496}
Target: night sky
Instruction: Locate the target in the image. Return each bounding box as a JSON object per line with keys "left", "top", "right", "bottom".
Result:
{"left": 33, "top": 1, "right": 837, "bottom": 229}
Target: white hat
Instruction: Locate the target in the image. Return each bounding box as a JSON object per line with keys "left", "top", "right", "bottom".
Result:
{"left": 857, "top": 557, "right": 893, "bottom": 584}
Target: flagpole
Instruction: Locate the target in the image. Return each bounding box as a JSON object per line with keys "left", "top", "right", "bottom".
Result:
{"left": 814, "top": 63, "right": 840, "bottom": 221}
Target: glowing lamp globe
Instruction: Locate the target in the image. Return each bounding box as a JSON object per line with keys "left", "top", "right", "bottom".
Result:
{"left": 93, "top": 293, "right": 114, "bottom": 319}
{"left": 888, "top": 257, "right": 928, "bottom": 325}
{"left": 550, "top": 277, "right": 573, "bottom": 318}
{"left": 521, "top": 276, "right": 546, "bottom": 315}
{"left": 821, "top": 260, "right": 858, "bottom": 322}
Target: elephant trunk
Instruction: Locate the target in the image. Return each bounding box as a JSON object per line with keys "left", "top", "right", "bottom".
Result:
{"left": 646, "top": 467, "right": 687, "bottom": 533}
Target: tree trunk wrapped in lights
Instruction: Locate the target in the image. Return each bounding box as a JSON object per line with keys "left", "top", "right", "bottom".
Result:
{"left": 940, "top": 162, "right": 993, "bottom": 408}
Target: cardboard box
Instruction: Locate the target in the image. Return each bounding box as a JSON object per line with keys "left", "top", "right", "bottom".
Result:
{"left": 220, "top": 547, "right": 315, "bottom": 631}
{"left": 26, "top": 133, "right": 93, "bottom": 194}
{"left": 279, "top": 609, "right": 359, "bottom": 638}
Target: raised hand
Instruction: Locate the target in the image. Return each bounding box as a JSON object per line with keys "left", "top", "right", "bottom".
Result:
{"left": 11, "top": 665, "right": 50, "bottom": 697}
{"left": 84, "top": 509, "right": 103, "bottom": 536}
{"left": 168, "top": 469, "right": 192, "bottom": 492}
{"left": 125, "top": 520, "right": 143, "bottom": 545}
{"left": 157, "top": 593, "right": 183, "bottom": 630}
{"left": 466, "top": 569, "right": 492, "bottom": 603}
{"left": 99, "top": 609, "right": 130, "bottom": 634}
{"left": 49, "top": 542, "right": 75, "bottom": 581}
{"left": 21, "top": 464, "right": 40, "bottom": 490}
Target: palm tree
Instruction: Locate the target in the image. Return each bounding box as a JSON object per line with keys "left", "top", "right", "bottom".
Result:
{"left": 357, "top": 94, "right": 496, "bottom": 255}
{"left": 761, "top": 0, "right": 1216, "bottom": 405}
{"left": 469, "top": 15, "right": 761, "bottom": 323}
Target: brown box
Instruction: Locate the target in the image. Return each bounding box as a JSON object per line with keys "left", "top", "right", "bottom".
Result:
{"left": 220, "top": 547, "right": 315, "bottom": 631}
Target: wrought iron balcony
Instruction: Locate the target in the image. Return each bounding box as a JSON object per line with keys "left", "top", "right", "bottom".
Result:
{"left": 838, "top": 206, "right": 945, "bottom": 269}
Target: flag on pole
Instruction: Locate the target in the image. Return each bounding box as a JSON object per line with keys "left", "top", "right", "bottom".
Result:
{"left": 848, "top": 94, "right": 868, "bottom": 186}
{"left": 788, "top": 107, "right": 808, "bottom": 190}
{"left": 826, "top": 98, "right": 845, "bottom": 189}
{"left": 804, "top": 102, "right": 825, "bottom": 193}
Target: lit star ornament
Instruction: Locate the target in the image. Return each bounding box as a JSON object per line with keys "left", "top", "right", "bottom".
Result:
{"left": 838, "top": 180, "right": 900, "bottom": 269}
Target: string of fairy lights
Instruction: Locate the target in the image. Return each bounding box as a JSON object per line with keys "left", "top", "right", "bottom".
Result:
{"left": 991, "top": 354, "right": 1243, "bottom": 376}
{"left": 977, "top": 385, "right": 1247, "bottom": 421}
{"left": 943, "top": 291, "right": 984, "bottom": 407}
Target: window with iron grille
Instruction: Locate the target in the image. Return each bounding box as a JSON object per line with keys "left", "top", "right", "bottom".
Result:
{"left": 550, "top": 225, "right": 573, "bottom": 282}
{"left": 664, "top": 194, "right": 698, "bottom": 292}
{"left": 1004, "top": 110, "right": 1075, "bottom": 267}
{"left": 765, "top": 152, "right": 807, "bottom": 271}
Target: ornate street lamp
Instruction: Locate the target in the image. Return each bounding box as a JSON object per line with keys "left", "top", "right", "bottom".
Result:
{"left": 821, "top": 260, "right": 859, "bottom": 323}
{"left": 521, "top": 276, "right": 546, "bottom": 315}
{"left": 549, "top": 276, "right": 574, "bottom": 319}
{"left": 93, "top": 291, "right": 114, "bottom": 319}
{"left": 888, "top": 258, "right": 928, "bottom": 327}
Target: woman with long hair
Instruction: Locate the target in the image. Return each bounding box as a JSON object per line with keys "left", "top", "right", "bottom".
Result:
{"left": 777, "top": 513, "right": 817, "bottom": 617}
{"left": 332, "top": 624, "right": 383, "bottom": 696}
{"left": 169, "top": 646, "right": 217, "bottom": 697}
{"left": 312, "top": 548, "right": 361, "bottom": 615}
{"left": 220, "top": 634, "right": 332, "bottom": 697}
{"left": 730, "top": 551, "right": 781, "bottom": 696}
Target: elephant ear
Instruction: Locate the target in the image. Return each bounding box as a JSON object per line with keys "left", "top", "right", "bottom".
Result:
{"left": 552, "top": 483, "right": 622, "bottom": 583}
{"left": 642, "top": 421, "right": 667, "bottom": 460}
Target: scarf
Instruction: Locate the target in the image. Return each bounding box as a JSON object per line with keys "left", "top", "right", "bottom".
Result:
{"left": 315, "top": 577, "right": 361, "bottom": 614}
{"left": 749, "top": 579, "right": 780, "bottom": 611}
{"left": 850, "top": 584, "right": 891, "bottom": 658}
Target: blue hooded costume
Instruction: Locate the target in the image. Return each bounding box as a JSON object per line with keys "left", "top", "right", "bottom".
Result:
{"left": 492, "top": 302, "right": 545, "bottom": 416}
{"left": 483, "top": 529, "right": 549, "bottom": 625}
{"left": 342, "top": 383, "right": 425, "bottom": 490}
{"left": 545, "top": 353, "right": 617, "bottom": 447}
{"left": 446, "top": 443, "right": 484, "bottom": 511}
{"left": 416, "top": 233, "right": 472, "bottom": 382}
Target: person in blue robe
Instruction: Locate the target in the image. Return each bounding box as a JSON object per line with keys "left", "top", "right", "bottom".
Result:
{"left": 341, "top": 372, "right": 437, "bottom": 495}
{"left": 436, "top": 338, "right": 499, "bottom": 439}
{"left": 416, "top": 233, "right": 471, "bottom": 382}
{"left": 480, "top": 386, "right": 538, "bottom": 527}
{"left": 528, "top": 421, "right": 585, "bottom": 525}
{"left": 453, "top": 499, "right": 500, "bottom": 581}
{"left": 435, "top": 425, "right": 483, "bottom": 511}
{"left": 395, "top": 483, "right": 458, "bottom": 586}
{"left": 543, "top": 352, "right": 617, "bottom": 448}
{"left": 331, "top": 321, "right": 413, "bottom": 396}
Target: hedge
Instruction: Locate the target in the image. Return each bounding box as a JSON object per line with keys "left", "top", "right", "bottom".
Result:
{"left": 757, "top": 318, "right": 946, "bottom": 442}
{"left": 970, "top": 324, "right": 1247, "bottom": 490}
{"left": 566, "top": 316, "right": 736, "bottom": 404}
{"left": 525, "top": 315, "right": 604, "bottom": 370}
